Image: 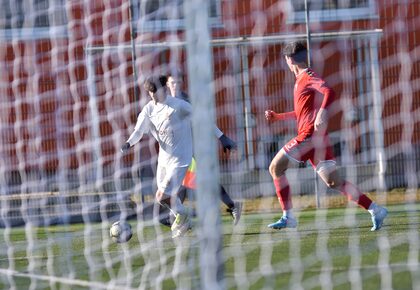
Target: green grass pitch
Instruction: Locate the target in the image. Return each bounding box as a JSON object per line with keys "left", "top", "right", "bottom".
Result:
{"left": 1, "top": 203, "right": 419, "bottom": 289}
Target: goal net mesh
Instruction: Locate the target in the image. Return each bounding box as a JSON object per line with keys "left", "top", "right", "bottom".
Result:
{"left": 0, "top": 0, "right": 419, "bottom": 289}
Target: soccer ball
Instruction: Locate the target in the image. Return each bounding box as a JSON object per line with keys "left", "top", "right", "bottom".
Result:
{"left": 109, "top": 221, "right": 133, "bottom": 243}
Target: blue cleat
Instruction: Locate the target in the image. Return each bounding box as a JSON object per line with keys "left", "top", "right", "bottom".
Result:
{"left": 268, "top": 216, "right": 297, "bottom": 229}
{"left": 370, "top": 206, "right": 388, "bottom": 231}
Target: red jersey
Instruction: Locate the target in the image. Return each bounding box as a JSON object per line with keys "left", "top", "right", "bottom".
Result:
{"left": 293, "top": 68, "right": 335, "bottom": 141}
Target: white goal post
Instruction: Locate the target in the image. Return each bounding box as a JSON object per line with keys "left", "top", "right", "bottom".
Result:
{"left": 85, "top": 28, "right": 385, "bottom": 206}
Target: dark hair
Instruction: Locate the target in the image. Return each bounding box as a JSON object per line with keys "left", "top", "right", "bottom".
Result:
{"left": 282, "top": 41, "right": 308, "bottom": 64}
{"left": 167, "top": 68, "right": 184, "bottom": 80}
{"left": 144, "top": 75, "right": 168, "bottom": 93}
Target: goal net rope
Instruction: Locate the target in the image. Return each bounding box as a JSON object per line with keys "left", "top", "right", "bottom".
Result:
{"left": 0, "top": 1, "right": 419, "bottom": 289}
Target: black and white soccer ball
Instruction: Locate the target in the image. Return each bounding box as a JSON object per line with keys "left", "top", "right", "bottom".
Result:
{"left": 109, "top": 221, "right": 133, "bottom": 243}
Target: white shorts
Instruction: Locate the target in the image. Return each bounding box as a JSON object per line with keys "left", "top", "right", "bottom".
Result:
{"left": 156, "top": 164, "right": 188, "bottom": 196}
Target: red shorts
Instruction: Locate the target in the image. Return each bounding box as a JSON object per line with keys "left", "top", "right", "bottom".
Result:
{"left": 282, "top": 134, "right": 335, "bottom": 168}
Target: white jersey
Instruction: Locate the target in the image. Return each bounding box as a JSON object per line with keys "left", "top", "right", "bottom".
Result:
{"left": 174, "top": 91, "right": 223, "bottom": 138}
{"left": 126, "top": 95, "right": 193, "bottom": 167}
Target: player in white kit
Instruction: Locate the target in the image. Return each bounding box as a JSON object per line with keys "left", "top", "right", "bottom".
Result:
{"left": 121, "top": 75, "right": 192, "bottom": 238}
{"left": 165, "top": 72, "right": 242, "bottom": 225}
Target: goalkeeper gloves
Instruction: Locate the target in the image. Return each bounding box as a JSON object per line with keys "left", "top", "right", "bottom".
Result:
{"left": 219, "top": 134, "right": 237, "bottom": 153}
{"left": 120, "top": 142, "right": 131, "bottom": 153}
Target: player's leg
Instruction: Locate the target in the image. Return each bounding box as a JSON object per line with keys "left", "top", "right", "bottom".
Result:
{"left": 155, "top": 165, "right": 188, "bottom": 213}
{"left": 155, "top": 190, "right": 187, "bottom": 222}
{"left": 158, "top": 160, "right": 193, "bottom": 227}
{"left": 267, "top": 143, "right": 300, "bottom": 229}
{"left": 316, "top": 161, "right": 388, "bottom": 231}
{"left": 219, "top": 185, "right": 234, "bottom": 209}
{"left": 316, "top": 163, "right": 372, "bottom": 208}
{"left": 269, "top": 148, "right": 292, "bottom": 211}
{"left": 156, "top": 190, "right": 191, "bottom": 237}
{"left": 154, "top": 165, "right": 172, "bottom": 226}
{"left": 178, "top": 186, "right": 188, "bottom": 203}
{"left": 158, "top": 185, "right": 188, "bottom": 228}
{"left": 182, "top": 157, "right": 242, "bottom": 225}
{"left": 221, "top": 186, "right": 243, "bottom": 225}
{"left": 156, "top": 165, "right": 191, "bottom": 237}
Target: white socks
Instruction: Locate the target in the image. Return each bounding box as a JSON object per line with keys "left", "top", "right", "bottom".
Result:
{"left": 283, "top": 210, "right": 294, "bottom": 219}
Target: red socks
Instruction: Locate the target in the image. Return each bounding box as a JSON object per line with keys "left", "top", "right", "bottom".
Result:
{"left": 273, "top": 176, "right": 292, "bottom": 210}
{"left": 273, "top": 178, "right": 372, "bottom": 211}
{"left": 338, "top": 181, "right": 372, "bottom": 210}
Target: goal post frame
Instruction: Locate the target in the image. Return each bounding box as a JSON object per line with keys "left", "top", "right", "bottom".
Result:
{"left": 85, "top": 28, "right": 385, "bottom": 202}
{"left": 183, "top": 0, "right": 225, "bottom": 288}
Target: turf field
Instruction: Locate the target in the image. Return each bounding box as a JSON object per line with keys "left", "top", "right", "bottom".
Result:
{"left": 1, "top": 203, "right": 419, "bottom": 289}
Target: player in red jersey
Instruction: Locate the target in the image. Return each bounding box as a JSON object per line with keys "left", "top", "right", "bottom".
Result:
{"left": 265, "top": 41, "right": 387, "bottom": 231}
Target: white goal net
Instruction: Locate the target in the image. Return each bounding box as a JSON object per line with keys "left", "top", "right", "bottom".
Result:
{"left": 0, "top": 0, "right": 419, "bottom": 289}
